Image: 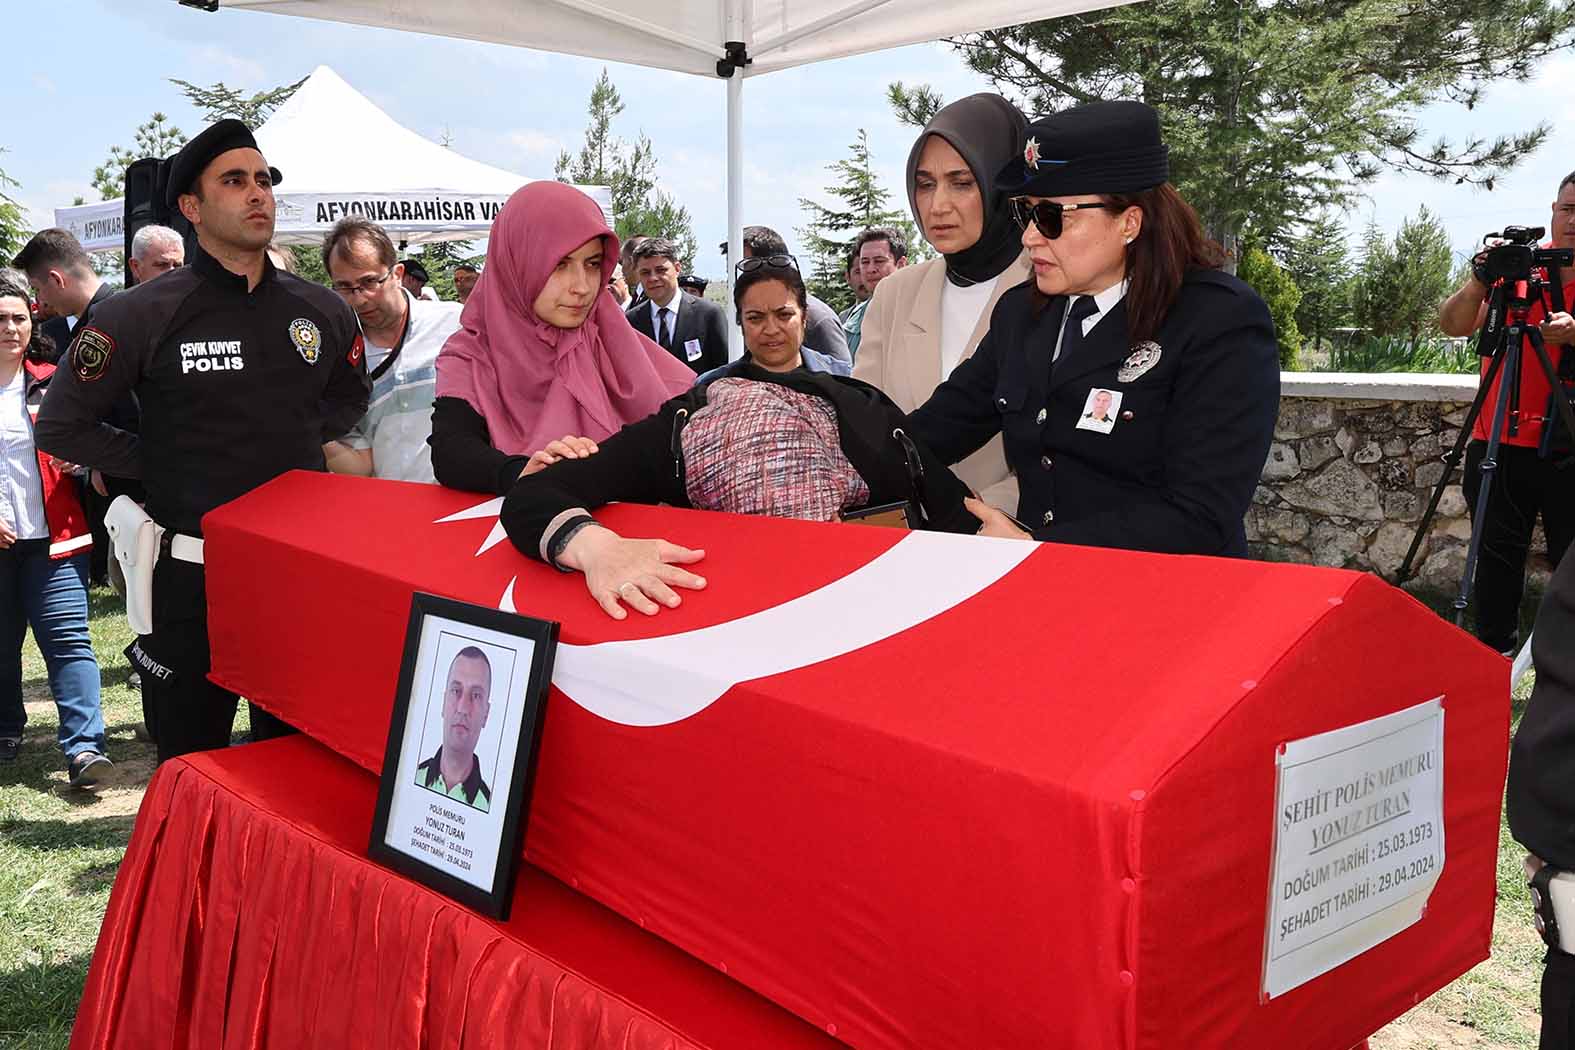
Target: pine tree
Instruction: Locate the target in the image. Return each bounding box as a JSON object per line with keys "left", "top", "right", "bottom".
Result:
{"left": 290, "top": 246, "right": 329, "bottom": 286}
{"left": 1348, "top": 221, "right": 1396, "bottom": 340}
{"left": 417, "top": 240, "right": 484, "bottom": 300}
{"left": 170, "top": 76, "right": 308, "bottom": 126}
{"left": 1237, "top": 246, "right": 1303, "bottom": 368}
{"left": 0, "top": 156, "right": 26, "bottom": 262}
{"left": 890, "top": 0, "right": 1574, "bottom": 254}
{"left": 92, "top": 113, "right": 187, "bottom": 201}
{"left": 1387, "top": 206, "right": 1456, "bottom": 347}
{"left": 796, "top": 130, "right": 925, "bottom": 313}
{"left": 1348, "top": 208, "right": 1454, "bottom": 347}
{"left": 555, "top": 69, "right": 698, "bottom": 267}
{"left": 1284, "top": 213, "right": 1354, "bottom": 355}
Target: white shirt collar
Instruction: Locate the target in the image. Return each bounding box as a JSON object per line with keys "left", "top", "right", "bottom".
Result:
{"left": 649, "top": 289, "right": 683, "bottom": 321}
{"left": 1053, "top": 279, "right": 1131, "bottom": 363}
{"left": 1084, "top": 278, "right": 1129, "bottom": 332}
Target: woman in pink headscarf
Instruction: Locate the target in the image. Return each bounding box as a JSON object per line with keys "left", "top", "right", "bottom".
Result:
{"left": 430, "top": 182, "right": 694, "bottom": 494}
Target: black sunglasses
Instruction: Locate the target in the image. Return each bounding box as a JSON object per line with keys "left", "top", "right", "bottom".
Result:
{"left": 1008, "top": 198, "right": 1116, "bottom": 240}
{"left": 735, "top": 253, "right": 800, "bottom": 274}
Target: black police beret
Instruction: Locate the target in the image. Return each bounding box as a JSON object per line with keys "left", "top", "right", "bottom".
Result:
{"left": 996, "top": 100, "right": 1169, "bottom": 198}
{"left": 399, "top": 258, "right": 430, "bottom": 283}
{"left": 165, "top": 118, "right": 283, "bottom": 206}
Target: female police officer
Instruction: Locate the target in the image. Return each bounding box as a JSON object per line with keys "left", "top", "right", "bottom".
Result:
{"left": 908, "top": 101, "right": 1280, "bottom": 556}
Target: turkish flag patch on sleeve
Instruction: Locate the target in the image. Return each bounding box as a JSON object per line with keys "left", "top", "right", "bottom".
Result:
{"left": 70, "top": 326, "right": 115, "bottom": 383}
{"left": 347, "top": 333, "right": 365, "bottom": 368}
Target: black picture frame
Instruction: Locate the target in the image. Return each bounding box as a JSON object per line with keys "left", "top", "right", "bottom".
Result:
{"left": 368, "top": 591, "right": 558, "bottom": 919}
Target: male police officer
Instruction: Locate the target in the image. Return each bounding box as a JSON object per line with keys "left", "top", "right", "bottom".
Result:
{"left": 34, "top": 119, "right": 369, "bottom": 762}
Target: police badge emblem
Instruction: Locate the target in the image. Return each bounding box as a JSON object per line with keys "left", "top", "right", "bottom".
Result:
{"left": 1023, "top": 136, "right": 1042, "bottom": 170}
{"left": 70, "top": 326, "right": 115, "bottom": 383}
{"left": 1117, "top": 341, "right": 1162, "bottom": 383}
{"left": 289, "top": 318, "right": 322, "bottom": 364}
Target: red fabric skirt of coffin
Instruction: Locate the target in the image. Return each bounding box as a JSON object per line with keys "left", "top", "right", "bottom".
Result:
{"left": 70, "top": 734, "right": 840, "bottom": 1049}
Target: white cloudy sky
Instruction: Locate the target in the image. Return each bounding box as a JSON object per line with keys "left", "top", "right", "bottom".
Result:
{"left": 8, "top": 1, "right": 1572, "bottom": 279}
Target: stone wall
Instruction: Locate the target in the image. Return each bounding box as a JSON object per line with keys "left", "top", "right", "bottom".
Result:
{"left": 1247, "top": 373, "right": 1550, "bottom": 595}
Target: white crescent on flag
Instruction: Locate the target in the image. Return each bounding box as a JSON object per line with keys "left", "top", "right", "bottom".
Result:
{"left": 451, "top": 511, "right": 1035, "bottom": 727}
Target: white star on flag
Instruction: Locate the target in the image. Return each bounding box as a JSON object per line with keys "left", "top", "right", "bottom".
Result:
{"left": 435, "top": 496, "right": 510, "bottom": 558}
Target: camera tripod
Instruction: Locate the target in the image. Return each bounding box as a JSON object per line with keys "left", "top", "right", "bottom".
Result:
{"left": 1395, "top": 270, "right": 1575, "bottom": 634}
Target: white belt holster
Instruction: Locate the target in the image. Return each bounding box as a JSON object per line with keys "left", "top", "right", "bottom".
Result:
{"left": 105, "top": 496, "right": 163, "bottom": 636}
{"left": 103, "top": 496, "right": 204, "bottom": 636}
{"left": 1527, "top": 856, "right": 1575, "bottom": 954}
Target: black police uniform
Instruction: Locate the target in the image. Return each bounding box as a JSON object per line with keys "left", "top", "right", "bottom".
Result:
{"left": 1508, "top": 550, "right": 1575, "bottom": 1048}
{"left": 908, "top": 271, "right": 1280, "bottom": 555}
{"left": 67, "top": 283, "right": 147, "bottom": 586}
{"left": 34, "top": 240, "right": 368, "bottom": 760}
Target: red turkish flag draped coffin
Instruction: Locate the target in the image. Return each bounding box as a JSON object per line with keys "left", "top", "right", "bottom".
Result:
{"left": 205, "top": 472, "right": 1507, "bottom": 1050}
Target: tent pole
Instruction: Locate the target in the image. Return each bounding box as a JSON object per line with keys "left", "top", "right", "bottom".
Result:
{"left": 725, "top": 58, "right": 745, "bottom": 360}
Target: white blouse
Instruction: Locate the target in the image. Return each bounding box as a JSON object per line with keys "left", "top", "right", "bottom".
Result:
{"left": 938, "top": 277, "right": 997, "bottom": 381}
{"left": 0, "top": 368, "right": 48, "bottom": 541}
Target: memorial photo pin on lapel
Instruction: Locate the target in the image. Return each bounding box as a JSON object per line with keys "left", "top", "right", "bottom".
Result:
{"left": 1076, "top": 388, "right": 1122, "bottom": 434}
{"left": 1117, "top": 341, "right": 1162, "bottom": 383}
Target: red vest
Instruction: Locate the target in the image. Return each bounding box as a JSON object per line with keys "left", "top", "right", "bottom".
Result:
{"left": 22, "top": 360, "right": 92, "bottom": 560}
{"left": 1471, "top": 267, "right": 1575, "bottom": 449}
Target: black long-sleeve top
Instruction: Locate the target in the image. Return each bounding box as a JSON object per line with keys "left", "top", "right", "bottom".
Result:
{"left": 1508, "top": 550, "right": 1575, "bottom": 868}
{"left": 501, "top": 364, "right": 977, "bottom": 559}
{"left": 429, "top": 396, "right": 531, "bottom": 494}
{"left": 907, "top": 269, "right": 1280, "bottom": 556}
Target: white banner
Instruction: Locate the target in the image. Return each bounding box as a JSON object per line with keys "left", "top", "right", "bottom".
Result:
{"left": 1263, "top": 697, "right": 1446, "bottom": 999}
{"left": 54, "top": 185, "right": 613, "bottom": 252}
{"left": 53, "top": 201, "right": 124, "bottom": 252}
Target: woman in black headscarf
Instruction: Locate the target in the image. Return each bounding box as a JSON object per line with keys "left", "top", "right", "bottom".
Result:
{"left": 852, "top": 93, "right": 1030, "bottom": 513}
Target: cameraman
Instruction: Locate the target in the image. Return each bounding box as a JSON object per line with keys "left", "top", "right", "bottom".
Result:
{"left": 1438, "top": 172, "right": 1575, "bottom": 654}
{"left": 1508, "top": 548, "right": 1575, "bottom": 1048}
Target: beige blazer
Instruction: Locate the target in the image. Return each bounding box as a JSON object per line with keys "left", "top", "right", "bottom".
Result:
{"left": 852, "top": 253, "right": 1031, "bottom": 512}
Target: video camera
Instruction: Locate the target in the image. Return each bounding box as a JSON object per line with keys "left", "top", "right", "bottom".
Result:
{"left": 1477, "top": 225, "right": 1574, "bottom": 284}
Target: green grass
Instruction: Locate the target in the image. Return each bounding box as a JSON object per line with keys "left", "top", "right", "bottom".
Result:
{"left": 0, "top": 590, "right": 1551, "bottom": 1048}
{"left": 0, "top": 587, "right": 247, "bottom": 1050}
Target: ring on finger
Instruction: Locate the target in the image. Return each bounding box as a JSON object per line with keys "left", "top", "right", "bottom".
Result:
{"left": 617, "top": 581, "right": 640, "bottom": 595}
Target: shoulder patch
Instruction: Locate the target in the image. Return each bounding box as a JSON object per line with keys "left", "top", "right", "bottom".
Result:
{"left": 289, "top": 318, "right": 322, "bottom": 365}
{"left": 347, "top": 333, "right": 364, "bottom": 368}
{"left": 70, "top": 326, "right": 115, "bottom": 383}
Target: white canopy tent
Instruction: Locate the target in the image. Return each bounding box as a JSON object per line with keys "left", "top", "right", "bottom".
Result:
{"left": 54, "top": 64, "right": 611, "bottom": 251}
{"left": 186, "top": 0, "right": 1128, "bottom": 355}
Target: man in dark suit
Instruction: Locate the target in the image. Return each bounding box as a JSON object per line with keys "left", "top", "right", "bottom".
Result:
{"left": 626, "top": 238, "right": 728, "bottom": 374}
{"left": 14, "top": 229, "right": 116, "bottom": 362}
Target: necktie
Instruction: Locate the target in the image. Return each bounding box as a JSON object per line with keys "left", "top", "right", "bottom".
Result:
{"left": 656, "top": 307, "right": 673, "bottom": 350}
{"left": 1054, "top": 296, "right": 1101, "bottom": 367}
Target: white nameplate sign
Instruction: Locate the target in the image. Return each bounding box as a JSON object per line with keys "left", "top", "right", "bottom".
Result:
{"left": 1263, "top": 697, "right": 1445, "bottom": 999}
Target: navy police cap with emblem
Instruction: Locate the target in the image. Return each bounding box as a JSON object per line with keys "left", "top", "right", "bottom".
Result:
{"left": 996, "top": 100, "right": 1169, "bottom": 198}
{"left": 165, "top": 118, "right": 284, "bottom": 207}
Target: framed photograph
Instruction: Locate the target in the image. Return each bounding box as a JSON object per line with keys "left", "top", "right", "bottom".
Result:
{"left": 369, "top": 592, "right": 558, "bottom": 919}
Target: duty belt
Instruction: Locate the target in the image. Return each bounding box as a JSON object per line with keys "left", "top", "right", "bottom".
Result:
{"left": 1528, "top": 855, "right": 1575, "bottom": 953}
{"left": 159, "top": 531, "right": 205, "bottom": 565}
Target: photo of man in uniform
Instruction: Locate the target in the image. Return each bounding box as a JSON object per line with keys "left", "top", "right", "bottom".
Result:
{"left": 1077, "top": 388, "right": 1121, "bottom": 434}
{"left": 415, "top": 644, "right": 494, "bottom": 812}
